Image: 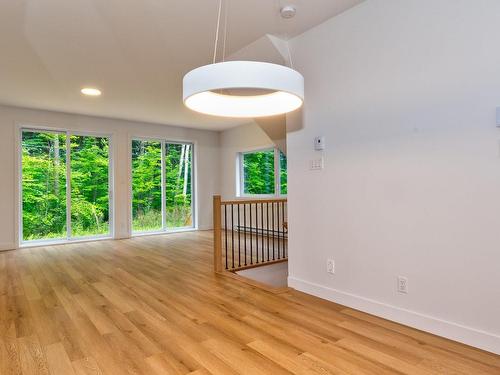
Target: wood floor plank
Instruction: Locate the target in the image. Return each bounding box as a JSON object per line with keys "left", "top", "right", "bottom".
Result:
{"left": 17, "top": 335, "right": 49, "bottom": 375}
{"left": 45, "top": 342, "right": 76, "bottom": 375}
{"left": 71, "top": 357, "right": 103, "bottom": 375}
{"left": 1, "top": 337, "right": 23, "bottom": 375}
{"left": 0, "top": 231, "right": 498, "bottom": 375}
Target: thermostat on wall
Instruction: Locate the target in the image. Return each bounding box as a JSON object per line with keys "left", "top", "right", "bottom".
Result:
{"left": 314, "top": 136, "right": 325, "bottom": 151}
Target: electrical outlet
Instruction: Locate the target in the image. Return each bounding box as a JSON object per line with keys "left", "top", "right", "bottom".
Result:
{"left": 397, "top": 276, "right": 408, "bottom": 294}
{"left": 327, "top": 259, "right": 335, "bottom": 274}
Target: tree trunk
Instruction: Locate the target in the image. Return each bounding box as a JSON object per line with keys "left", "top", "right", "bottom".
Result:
{"left": 182, "top": 145, "right": 190, "bottom": 197}
{"left": 54, "top": 135, "right": 60, "bottom": 195}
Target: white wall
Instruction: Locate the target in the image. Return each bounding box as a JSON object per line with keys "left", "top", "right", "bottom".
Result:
{"left": 0, "top": 104, "right": 220, "bottom": 250}
{"left": 219, "top": 122, "right": 274, "bottom": 200}
{"left": 287, "top": 0, "right": 500, "bottom": 354}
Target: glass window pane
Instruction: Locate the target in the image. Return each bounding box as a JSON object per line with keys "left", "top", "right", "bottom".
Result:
{"left": 165, "top": 143, "right": 193, "bottom": 228}
{"left": 22, "top": 131, "right": 67, "bottom": 241}
{"left": 280, "top": 151, "right": 287, "bottom": 195}
{"left": 131, "top": 140, "right": 162, "bottom": 232}
{"left": 70, "top": 135, "right": 110, "bottom": 237}
{"left": 242, "top": 150, "right": 275, "bottom": 195}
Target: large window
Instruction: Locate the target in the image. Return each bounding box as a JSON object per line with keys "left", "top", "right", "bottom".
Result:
{"left": 131, "top": 140, "right": 162, "bottom": 232}
{"left": 21, "top": 131, "right": 67, "bottom": 241}
{"left": 21, "top": 129, "right": 112, "bottom": 243}
{"left": 239, "top": 148, "right": 287, "bottom": 197}
{"left": 132, "top": 139, "right": 194, "bottom": 233}
{"left": 70, "top": 135, "right": 111, "bottom": 237}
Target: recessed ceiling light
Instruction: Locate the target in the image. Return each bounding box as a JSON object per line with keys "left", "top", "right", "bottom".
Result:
{"left": 81, "top": 87, "right": 102, "bottom": 96}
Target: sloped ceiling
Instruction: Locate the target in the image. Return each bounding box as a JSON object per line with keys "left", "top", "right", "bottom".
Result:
{"left": 0, "top": 0, "right": 364, "bottom": 130}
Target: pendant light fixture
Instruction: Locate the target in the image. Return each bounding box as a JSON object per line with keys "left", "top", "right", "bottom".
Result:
{"left": 183, "top": 0, "right": 304, "bottom": 118}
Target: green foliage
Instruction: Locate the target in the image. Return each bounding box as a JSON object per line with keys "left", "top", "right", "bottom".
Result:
{"left": 132, "top": 140, "right": 162, "bottom": 232}
{"left": 242, "top": 149, "right": 288, "bottom": 196}
{"left": 22, "top": 132, "right": 286, "bottom": 240}
{"left": 280, "top": 151, "right": 287, "bottom": 195}
{"left": 165, "top": 143, "right": 192, "bottom": 228}
{"left": 70, "top": 135, "right": 110, "bottom": 236}
{"left": 131, "top": 140, "right": 193, "bottom": 232}
{"left": 22, "top": 131, "right": 110, "bottom": 241}
{"left": 22, "top": 132, "right": 67, "bottom": 240}
{"left": 243, "top": 150, "right": 275, "bottom": 195}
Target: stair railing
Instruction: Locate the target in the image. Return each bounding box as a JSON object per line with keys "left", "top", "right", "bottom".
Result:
{"left": 213, "top": 195, "right": 288, "bottom": 273}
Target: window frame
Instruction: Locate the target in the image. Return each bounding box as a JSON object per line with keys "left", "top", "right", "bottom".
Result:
{"left": 18, "top": 126, "right": 114, "bottom": 246}
{"left": 237, "top": 147, "right": 287, "bottom": 198}
{"left": 130, "top": 137, "right": 196, "bottom": 236}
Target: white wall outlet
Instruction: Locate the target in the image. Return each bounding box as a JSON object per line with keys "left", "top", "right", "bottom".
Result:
{"left": 310, "top": 158, "right": 324, "bottom": 170}
{"left": 314, "top": 136, "right": 326, "bottom": 151}
{"left": 397, "top": 276, "right": 408, "bottom": 294}
{"left": 327, "top": 259, "right": 335, "bottom": 274}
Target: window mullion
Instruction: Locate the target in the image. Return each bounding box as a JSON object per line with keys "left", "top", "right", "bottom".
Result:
{"left": 161, "top": 141, "right": 167, "bottom": 231}
{"left": 239, "top": 153, "right": 244, "bottom": 196}
{"left": 274, "top": 148, "right": 280, "bottom": 197}
{"left": 66, "top": 132, "right": 72, "bottom": 240}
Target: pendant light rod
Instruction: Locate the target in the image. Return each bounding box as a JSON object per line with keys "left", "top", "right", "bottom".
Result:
{"left": 213, "top": 0, "right": 223, "bottom": 64}
{"left": 222, "top": 0, "right": 228, "bottom": 62}
{"left": 286, "top": 36, "right": 294, "bottom": 69}
{"left": 183, "top": 0, "right": 304, "bottom": 118}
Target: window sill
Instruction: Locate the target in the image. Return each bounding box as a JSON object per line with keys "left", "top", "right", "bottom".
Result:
{"left": 132, "top": 227, "right": 198, "bottom": 237}
{"left": 20, "top": 235, "right": 113, "bottom": 249}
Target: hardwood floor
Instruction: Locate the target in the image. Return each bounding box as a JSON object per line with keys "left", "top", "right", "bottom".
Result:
{"left": 1, "top": 231, "right": 499, "bottom": 374}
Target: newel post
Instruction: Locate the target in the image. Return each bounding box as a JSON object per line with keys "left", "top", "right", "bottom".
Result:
{"left": 213, "top": 195, "right": 223, "bottom": 273}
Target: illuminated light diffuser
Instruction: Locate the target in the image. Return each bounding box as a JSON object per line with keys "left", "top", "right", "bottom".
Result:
{"left": 81, "top": 87, "right": 102, "bottom": 96}
{"left": 183, "top": 61, "right": 304, "bottom": 118}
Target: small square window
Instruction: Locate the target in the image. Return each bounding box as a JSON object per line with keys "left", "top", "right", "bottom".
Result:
{"left": 239, "top": 148, "right": 287, "bottom": 197}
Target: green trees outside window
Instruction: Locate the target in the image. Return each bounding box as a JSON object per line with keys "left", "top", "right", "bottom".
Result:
{"left": 132, "top": 140, "right": 162, "bottom": 232}
{"left": 22, "top": 131, "right": 67, "bottom": 241}
{"left": 280, "top": 150, "right": 287, "bottom": 195}
{"left": 21, "top": 131, "right": 194, "bottom": 240}
{"left": 131, "top": 140, "right": 193, "bottom": 233}
{"left": 70, "top": 135, "right": 110, "bottom": 237}
{"left": 242, "top": 149, "right": 276, "bottom": 195}
{"left": 165, "top": 143, "right": 193, "bottom": 228}
{"left": 240, "top": 148, "right": 287, "bottom": 196}
{"left": 21, "top": 130, "right": 111, "bottom": 242}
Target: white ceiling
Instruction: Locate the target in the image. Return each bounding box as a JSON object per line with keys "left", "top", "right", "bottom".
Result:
{"left": 0, "top": 0, "right": 363, "bottom": 131}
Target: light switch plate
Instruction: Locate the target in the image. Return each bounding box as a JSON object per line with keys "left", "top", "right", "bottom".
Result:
{"left": 310, "top": 158, "right": 324, "bottom": 170}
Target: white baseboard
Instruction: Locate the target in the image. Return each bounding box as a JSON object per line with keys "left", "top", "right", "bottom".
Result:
{"left": 197, "top": 225, "right": 213, "bottom": 231}
{"left": 288, "top": 276, "right": 500, "bottom": 355}
{"left": 0, "top": 243, "right": 16, "bottom": 252}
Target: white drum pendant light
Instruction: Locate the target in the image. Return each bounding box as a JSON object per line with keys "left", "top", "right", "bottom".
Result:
{"left": 183, "top": 1, "right": 304, "bottom": 118}
{"left": 183, "top": 61, "right": 303, "bottom": 118}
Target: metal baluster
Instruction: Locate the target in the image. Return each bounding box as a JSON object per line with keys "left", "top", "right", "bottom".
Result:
{"left": 277, "top": 201, "right": 281, "bottom": 260}
{"left": 261, "top": 202, "right": 264, "bottom": 262}
{"left": 243, "top": 204, "right": 247, "bottom": 266}
{"left": 224, "top": 204, "right": 228, "bottom": 269}
{"left": 266, "top": 202, "right": 270, "bottom": 261}
{"left": 283, "top": 202, "right": 286, "bottom": 258}
{"left": 231, "top": 204, "right": 234, "bottom": 269}
{"left": 238, "top": 204, "right": 241, "bottom": 267}
{"left": 255, "top": 203, "right": 259, "bottom": 264}
{"left": 272, "top": 202, "right": 276, "bottom": 261}
{"left": 249, "top": 203, "right": 253, "bottom": 265}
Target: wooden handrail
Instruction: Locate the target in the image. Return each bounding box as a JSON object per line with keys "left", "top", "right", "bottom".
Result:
{"left": 213, "top": 195, "right": 288, "bottom": 273}
{"left": 220, "top": 198, "right": 287, "bottom": 205}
